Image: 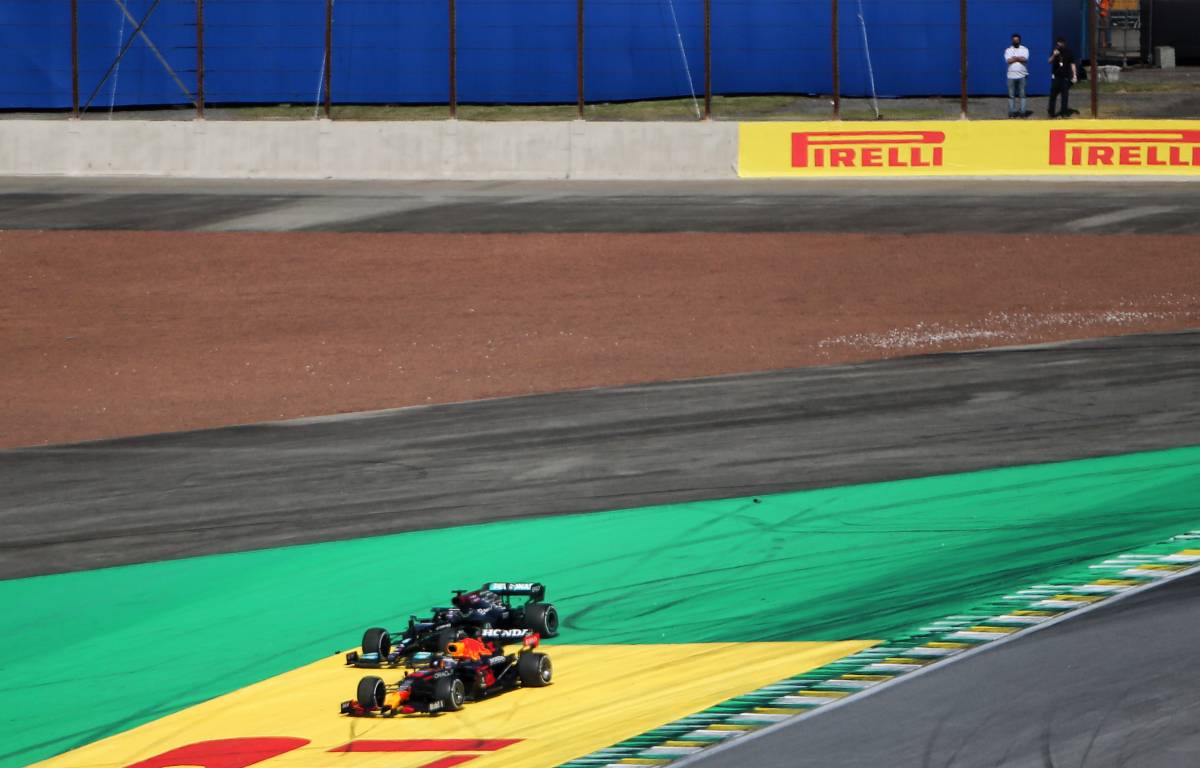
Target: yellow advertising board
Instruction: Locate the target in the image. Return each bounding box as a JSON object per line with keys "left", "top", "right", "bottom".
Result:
{"left": 739, "top": 120, "right": 1200, "bottom": 177}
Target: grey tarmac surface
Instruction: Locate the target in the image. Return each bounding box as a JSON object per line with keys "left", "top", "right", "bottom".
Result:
{"left": 2, "top": 329, "right": 1199, "bottom": 580}
{"left": 1, "top": 177, "right": 1199, "bottom": 233}
{"left": 4, "top": 174, "right": 1199, "bottom": 765}
{"left": 682, "top": 568, "right": 1200, "bottom": 768}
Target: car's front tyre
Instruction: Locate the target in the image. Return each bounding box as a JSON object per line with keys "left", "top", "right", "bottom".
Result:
{"left": 362, "top": 627, "right": 391, "bottom": 657}
{"left": 357, "top": 676, "right": 386, "bottom": 710}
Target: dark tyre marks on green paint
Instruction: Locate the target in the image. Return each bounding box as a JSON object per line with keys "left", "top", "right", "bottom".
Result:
{"left": 2, "top": 446, "right": 1199, "bottom": 768}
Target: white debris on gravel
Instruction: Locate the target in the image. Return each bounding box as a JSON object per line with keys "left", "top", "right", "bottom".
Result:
{"left": 818, "top": 299, "right": 1200, "bottom": 352}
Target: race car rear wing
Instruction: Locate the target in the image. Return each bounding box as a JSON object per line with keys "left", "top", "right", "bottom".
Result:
{"left": 483, "top": 581, "right": 546, "bottom": 601}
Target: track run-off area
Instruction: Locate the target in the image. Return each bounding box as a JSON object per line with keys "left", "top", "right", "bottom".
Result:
{"left": 4, "top": 444, "right": 1200, "bottom": 767}
{"left": 3, "top": 177, "right": 1200, "bottom": 767}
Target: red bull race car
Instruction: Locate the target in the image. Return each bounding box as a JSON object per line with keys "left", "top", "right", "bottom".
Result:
{"left": 340, "top": 629, "right": 553, "bottom": 716}
{"left": 346, "top": 581, "right": 559, "bottom": 668}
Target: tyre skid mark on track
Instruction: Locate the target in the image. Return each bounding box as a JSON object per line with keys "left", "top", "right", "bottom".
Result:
{"left": 556, "top": 532, "right": 1200, "bottom": 768}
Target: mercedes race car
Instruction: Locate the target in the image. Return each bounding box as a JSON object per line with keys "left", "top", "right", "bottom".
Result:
{"left": 340, "top": 629, "right": 553, "bottom": 716}
{"left": 451, "top": 582, "right": 558, "bottom": 636}
{"left": 345, "top": 581, "right": 559, "bottom": 668}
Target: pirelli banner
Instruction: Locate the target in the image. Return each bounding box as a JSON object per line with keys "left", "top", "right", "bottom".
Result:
{"left": 738, "top": 121, "right": 1200, "bottom": 177}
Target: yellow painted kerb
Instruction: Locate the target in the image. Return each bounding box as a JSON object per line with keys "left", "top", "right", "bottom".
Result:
{"left": 34, "top": 641, "right": 875, "bottom": 768}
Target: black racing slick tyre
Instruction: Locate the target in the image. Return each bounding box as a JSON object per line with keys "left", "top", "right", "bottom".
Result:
{"left": 517, "top": 652, "right": 553, "bottom": 687}
{"left": 357, "top": 676, "right": 387, "bottom": 710}
{"left": 434, "top": 627, "right": 466, "bottom": 653}
{"left": 521, "top": 603, "right": 559, "bottom": 638}
{"left": 434, "top": 676, "right": 466, "bottom": 711}
{"left": 362, "top": 627, "right": 391, "bottom": 657}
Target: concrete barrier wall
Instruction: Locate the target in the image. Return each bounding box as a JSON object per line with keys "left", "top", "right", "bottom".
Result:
{"left": 0, "top": 120, "right": 739, "bottom": 181}
{"left": 7, "top": 119, "right": 1198, "bottom": 180}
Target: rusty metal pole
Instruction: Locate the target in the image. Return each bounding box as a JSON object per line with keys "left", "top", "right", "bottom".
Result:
{"left": 959, "top": 0, "right": 968, "bottom": 117}
{"left": 323, "top": 0, "right": 333, "bottom": 118}
{"left": 577, "top": 0, "right": 584, "bottom": 119}
{"left": 449, "top": 0, "right": 457, "bottom": 118}
{"left": 71, "top": 0, "right": 80, "bottom": 117}
{"left": 1089, "top": 0, "right": 1098, "bottom": 117}
{"left": 704, "top": 0, "right": 711, "bottom": 120}
{"left": 196, "top": 0, "right": 205, "bottom": 119}
{"left": 831, "top": 0, "right": 840, "bottom": 119}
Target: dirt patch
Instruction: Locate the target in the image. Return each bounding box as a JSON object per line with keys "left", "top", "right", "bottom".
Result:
{"left": 3, "top": 229, "right": 1198, "bottom": 448}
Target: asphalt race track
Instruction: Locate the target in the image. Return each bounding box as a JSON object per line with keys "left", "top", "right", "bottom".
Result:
{"left": 4, "top": 177, "right": 1200, "bottom": 767}
{"left": 683, "top": 567, "right": 1200, "bottom": 768}
{"left": 1, "top": 177, "right": 1200, "bottom": 233}
{"left": 3, "top": 330, "right": 1199, "bottom": 581}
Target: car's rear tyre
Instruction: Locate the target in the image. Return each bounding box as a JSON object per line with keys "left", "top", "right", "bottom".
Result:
{"left": 518, "top": 652, "right": 552, "bottom": 687}
{"left": 435, "top": 627, "right": 466, "bottom": 652}
{"left": 357, "top": 676, "right": 386, "bottom": 709}
{"left": 434, "top": 676, "right": 466, "bottom": 711}
{"left": 522, "top": 603, "right": 559, "bottom": 638}
{"left": 362, "top": 627, "right": 391, "bottom": 657}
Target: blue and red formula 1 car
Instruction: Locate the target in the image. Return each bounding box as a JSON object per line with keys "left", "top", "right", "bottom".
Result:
{"left": 346, "top": 581, "right": 559, "bottom": 669}
{"left": 340, "top": 629, "right": 553, "bottom": 716}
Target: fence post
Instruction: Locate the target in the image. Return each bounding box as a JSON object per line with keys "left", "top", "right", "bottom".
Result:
{"left": 196, "top": 0, "right": 205, "bottom": 118}
{"left": 1089, "top": 0, "right": 1098, "bottom": 116}
{"left": 449, "top": 0, "right": 457, "bottom": 118}
{"left": 704, "top": 0, "right": 711, "bottom": 119}
{"left": 577, "top": 0, "right": 584, "bottom": 119}
{"left": 323, "top": 0, "right": 332, "bottom": 118}
{"left": 831, "top": 0, "right": 840, "bottom": 119}
{"left": 71, "top": 0, "right": 80, "bottom": 117}
{"left": 959, "top": 0, "right": 968, "bottom": 117}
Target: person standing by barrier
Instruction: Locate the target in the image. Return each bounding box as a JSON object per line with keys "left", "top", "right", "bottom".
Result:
{"left": 1047, "top": 37, "right": 1078, "bottom": 118}
{"left": 1004, "top": 33, "right": 1030, "bottom": 118}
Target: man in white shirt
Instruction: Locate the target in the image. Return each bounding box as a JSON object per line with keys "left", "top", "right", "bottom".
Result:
{"left": 1004, "top": 33, "right": 1030, "bottom": 118}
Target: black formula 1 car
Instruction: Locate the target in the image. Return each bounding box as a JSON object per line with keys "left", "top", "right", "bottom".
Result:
{"left": 340, "top": 629, "right": 553, "bottom": 716}
{"left": 345, "top": 581, "right": 559, "bottom": 668}
{"left": 451, "top": 582, "right": 559, "bottom": 636}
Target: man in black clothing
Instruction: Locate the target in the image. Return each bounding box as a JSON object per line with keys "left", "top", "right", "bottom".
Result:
{"left": 1047, "top": 37, "right": 1078, "bottom": 118}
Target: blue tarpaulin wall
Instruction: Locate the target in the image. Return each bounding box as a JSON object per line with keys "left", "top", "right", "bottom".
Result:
{"left": 0, "top": 0, "right": 1052, "bottom": 110}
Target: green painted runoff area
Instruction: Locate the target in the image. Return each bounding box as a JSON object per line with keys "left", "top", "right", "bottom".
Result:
{"left": 2, "top": 445, "right": 1200, "bottom": 767}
